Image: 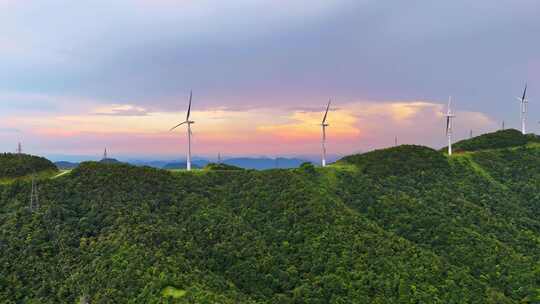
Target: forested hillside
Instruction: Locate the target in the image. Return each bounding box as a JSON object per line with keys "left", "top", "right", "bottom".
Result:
{"left": 1, "top": 131, "right": 539, "bottom": 303}
{"left": 444, "top": 129, "right": 540, "bottom": 153}
{"left": 0, "top": 153, "right": 57, "bottom": 179}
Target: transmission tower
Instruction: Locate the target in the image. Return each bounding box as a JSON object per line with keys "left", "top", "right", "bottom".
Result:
{"left": 17, "top": 142, "right": 22, "bottom": 154}
{"left": 30, "top": 174, "right": 39, "bottom": 211}
{"left": 103, "top": 148, "right": 108, "bottom": 160}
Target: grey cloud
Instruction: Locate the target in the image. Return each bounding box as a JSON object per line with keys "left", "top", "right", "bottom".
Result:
{"left": 0, "top": 0, "right": 538, "bottom": 128}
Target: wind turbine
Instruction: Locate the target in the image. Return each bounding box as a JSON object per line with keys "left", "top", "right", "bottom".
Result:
{"left": 170, "top": 90, "right": 195, "bottom": 171}
{"left": 445, "top": 96, "right": 456, "bottom": 156}
{"left": 321, "top": 99, "right": 331, "bottom": 167}
{"left": 516, "top": 83, "right": 529, "bottom": 135}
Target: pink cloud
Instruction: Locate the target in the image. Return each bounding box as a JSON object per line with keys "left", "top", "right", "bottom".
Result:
{"left": 11, "top": 99, "right": 499, "bottom": 157}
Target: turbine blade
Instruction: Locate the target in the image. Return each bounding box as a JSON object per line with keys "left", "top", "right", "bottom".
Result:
{"left": 446, "top": 117, "right": 450, "bottom": 135}
{"left": 522, "top": 83, "right": 527, "bottom": 101}
{"left": 169, "top": 121, "right": 187, "bottom": 131}
{"left": 186, "top": 90, "right": 192, "bottom": 121}
{"left": 322, "top": 99, "right": 331, "bottom": 123}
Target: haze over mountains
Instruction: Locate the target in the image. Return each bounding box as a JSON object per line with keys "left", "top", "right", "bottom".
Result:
{"left": 53, "top": 156, "right": 343, "bottom": 170}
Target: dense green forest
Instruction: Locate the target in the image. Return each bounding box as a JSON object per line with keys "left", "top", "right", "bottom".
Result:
{"left": 0, "top": 153, "right": 57, "bottom": 179}
{"left": 443, "top": 129, "right": 540, "bottom": 153}
{"left": 1, "top": 130, "right": 540, "bottom": 303}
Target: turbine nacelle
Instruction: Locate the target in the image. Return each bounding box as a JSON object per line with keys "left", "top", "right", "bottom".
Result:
{"left": 516, "top": 97, "right": 529, "bottom": 103}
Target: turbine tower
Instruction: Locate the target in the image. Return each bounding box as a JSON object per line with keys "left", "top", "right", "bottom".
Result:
{"left": 170, "top": 90, "right": 195, "bottom": 171}
{"left": 517, "top": 83, "right": 528, "bottom": 135}
{"left": 445, "top": 96, "right": 456, "bottom": 156}
{"left": 321, "top": 99, "right": 331, "bottom": 167}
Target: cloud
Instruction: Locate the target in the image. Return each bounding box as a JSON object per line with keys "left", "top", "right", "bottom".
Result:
{"left": 0, "top": 127, "right": 20, "bottom": 133}
{"left": 0, "top": 92, "right": 108, "bottom": 114}
{"left": 0, "top": 95, "right": 503, "bottom": 156}
{"left": 257, "top": 107, "right": 359, "bottom": 141}
{"left": 92, "top": 104, "right": 150, "bottom": 116}
{"left": 0, "top": 1, "right": 537, "bottom": 155}
{"left": 256, "top": 100, "right": 498, "bottom": 152}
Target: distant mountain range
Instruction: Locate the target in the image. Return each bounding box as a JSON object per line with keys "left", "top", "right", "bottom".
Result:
{"left": 54, "top": 161, "right": 79, "bottom": 170}
{"left": 222, "top": 157, "right": 308, "bottom": 169}
{"left": 55, "top": 158, "right": 122, "bottom": 169}
{"left": 55, "top": 157, "right": 315, "bottom": 170}
{"left": 162, "top": 162, "right": 203, "bottom": 170}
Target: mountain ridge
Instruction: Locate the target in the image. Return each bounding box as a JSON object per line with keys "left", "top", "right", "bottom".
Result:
{"left": 1, "top": 130, "right": 539, "bottom": 303}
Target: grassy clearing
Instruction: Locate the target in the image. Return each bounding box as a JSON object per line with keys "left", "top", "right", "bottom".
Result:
{"left": 317, "top": 163, "right": 358, "bottom": 190}
{"left": 168, "top": 168, "right": 211, "bottom": 176}
{"left": 451, "top": 154, "right": 507, "bottom": 190}
{"left": 326, "top": 162, "right": 358, "bottom": 172}
{"left": 161, "top": 286, "right": 187, "bottom": 299}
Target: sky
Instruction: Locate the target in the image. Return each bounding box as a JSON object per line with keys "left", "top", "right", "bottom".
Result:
{"left": 0, "top": 0, "right": 539, "bottom": 160}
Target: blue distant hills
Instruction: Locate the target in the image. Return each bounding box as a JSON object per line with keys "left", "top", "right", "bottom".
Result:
{"left": 54, "top": 157, "right": 326, "bottom": 170}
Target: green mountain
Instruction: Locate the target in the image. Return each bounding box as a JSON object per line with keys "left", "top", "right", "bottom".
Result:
{"left": 0, "top": 153, "right": 57, "bottom": 180}
{"left": 1, "top": 131, "right": 540, "bottom": 303}
{"left": 203, "top": 162, "right": 244, "bottom": 171}
{"left": 99, "top": 158, "right": 123, "bottom": 165}
{"left": 442, "top": 129, "right": 540, "bottom": 153}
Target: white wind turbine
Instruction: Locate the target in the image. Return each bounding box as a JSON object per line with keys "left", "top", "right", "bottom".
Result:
{"left": 516, "top": 83, "right": 529, "bottom": 135}
{"left": 445, "top": 96, "right": 456, "bottom": 156}
{"left": 321, "top": 99, "right": 331, "bottom": 167}
{"left": 170, "top": 90, "right": 195, "bottom": 171}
